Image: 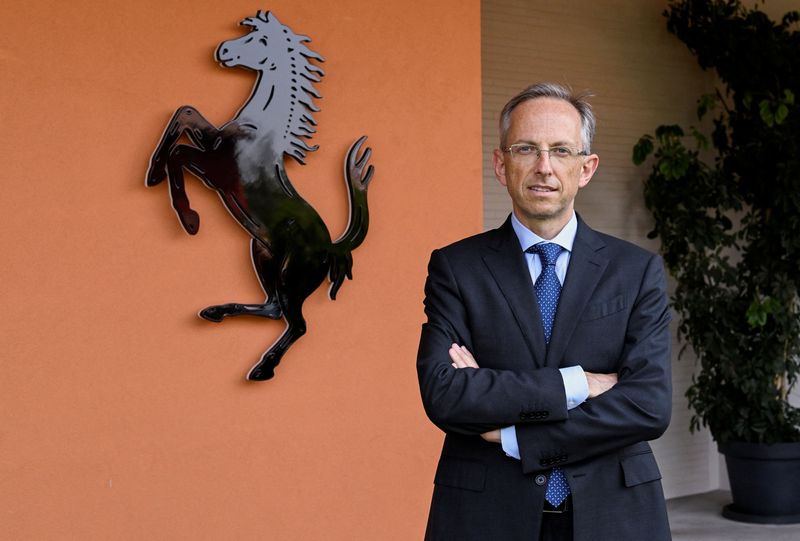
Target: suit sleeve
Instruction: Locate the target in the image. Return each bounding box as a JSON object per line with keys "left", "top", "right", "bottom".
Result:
{"left": 416, "top": 248, "right": 569, "bottom": 435}
{"left": 515, "top": 253, "right": 672, "bottom": 474}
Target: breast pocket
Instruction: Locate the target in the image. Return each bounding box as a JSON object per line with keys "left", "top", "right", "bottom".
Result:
{"left": 581, "top": 294, "right": 627, "bottom": 321}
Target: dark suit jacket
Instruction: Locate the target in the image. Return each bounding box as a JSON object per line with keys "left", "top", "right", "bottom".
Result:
{"left": 417, "top": 215, "right": 672, "bottom": 541}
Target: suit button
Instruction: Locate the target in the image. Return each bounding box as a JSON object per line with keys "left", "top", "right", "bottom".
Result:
{"left": 535, "top": 474, "right": 547, "bottom": 486}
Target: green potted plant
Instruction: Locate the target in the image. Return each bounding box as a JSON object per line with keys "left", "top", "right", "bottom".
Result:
{"left": 632, "top": 0, "right": 800, "bottom": 523}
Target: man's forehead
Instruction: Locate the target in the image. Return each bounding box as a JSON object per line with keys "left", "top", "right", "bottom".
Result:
{"left": 508, "top": 98, "right": 582, "bottom": 139}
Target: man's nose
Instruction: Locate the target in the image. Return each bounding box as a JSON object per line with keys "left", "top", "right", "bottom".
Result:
{"left": 533, "top": 150, "right": 554, "bottom": 174}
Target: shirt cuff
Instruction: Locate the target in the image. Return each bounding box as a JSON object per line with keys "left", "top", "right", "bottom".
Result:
{"left": 500, "top": 425, "right": 520, "bottom": 460}
{"left": 560, "top": 365, "right": 589, "bottom": 409}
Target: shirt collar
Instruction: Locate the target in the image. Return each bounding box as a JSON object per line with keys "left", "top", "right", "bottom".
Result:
{"left": 510, "top": 211, "right": 578, "bottom": 253}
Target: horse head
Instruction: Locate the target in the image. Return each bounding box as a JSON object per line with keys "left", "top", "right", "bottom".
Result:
{"left": 215, "top": 10, "right": 326, "bottom": 164}
{"left": 216, "top": 11, "right": 320, "bottom": 73}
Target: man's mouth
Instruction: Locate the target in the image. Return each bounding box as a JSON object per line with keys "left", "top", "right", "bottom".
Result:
{"left": 528, "top": 185, "right": 556, "bottom": 193}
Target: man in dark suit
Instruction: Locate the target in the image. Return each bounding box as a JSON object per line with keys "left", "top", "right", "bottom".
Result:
{"left": 417, "top": 83, "right": 672, "bottom": 540}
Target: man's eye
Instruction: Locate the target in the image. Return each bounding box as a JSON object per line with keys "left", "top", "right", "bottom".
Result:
{"left": 514, "top": 145, "right": 536, "bottom": 155}
{"left": 552, "top": 147, "right": 571, "bottom": 157}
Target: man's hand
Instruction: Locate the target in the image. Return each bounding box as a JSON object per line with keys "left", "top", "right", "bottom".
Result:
{"left": 449, "top": 343, "right": 479, "bottom": 369}
{"left": 585, "top": 372, "right": 618, "bottom": 398}
{"left": 480, "top": 429, "right": 501, "bottom": 443}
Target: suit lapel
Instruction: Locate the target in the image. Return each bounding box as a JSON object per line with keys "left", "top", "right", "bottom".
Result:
{"left": 545, "top": 217, "right": 608, "bottom": 368}
{"left": 482, "top": 218, "right": 548, "bottom": 367}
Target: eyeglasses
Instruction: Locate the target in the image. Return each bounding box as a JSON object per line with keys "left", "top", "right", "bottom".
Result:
{"left": 502, "top": 144, "right": 588, "bottom": 163}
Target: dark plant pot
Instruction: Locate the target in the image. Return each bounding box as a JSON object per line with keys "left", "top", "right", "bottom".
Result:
{"left": 719, "top": 441, "right": 800, "bottom": 524}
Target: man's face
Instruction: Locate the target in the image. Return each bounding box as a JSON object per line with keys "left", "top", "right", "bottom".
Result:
{"left": 493, "top": 98, "right": 599, "bottom": 236}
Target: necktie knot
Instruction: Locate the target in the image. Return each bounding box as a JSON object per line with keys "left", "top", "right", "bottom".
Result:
{"left": 528, "top": 242, "right": 563, "bottom": 267}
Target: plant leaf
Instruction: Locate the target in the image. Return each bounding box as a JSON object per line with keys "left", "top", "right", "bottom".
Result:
{"left": 775, "top": 103, "right": 789, "bottom": 125}
{"left": 759, "top": 100, "right": 775, "bottom": 127}
{"left": 632, "top": 136, "right": 654, "bottom": 165}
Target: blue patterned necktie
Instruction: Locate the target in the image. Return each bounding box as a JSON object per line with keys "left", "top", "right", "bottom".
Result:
{"left": 527, "top": 242, "right": 570, "bottom": 507}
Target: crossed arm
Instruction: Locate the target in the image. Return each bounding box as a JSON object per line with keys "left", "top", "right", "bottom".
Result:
{"left": 447, "top": 344, "right": 618, "bottom": 443}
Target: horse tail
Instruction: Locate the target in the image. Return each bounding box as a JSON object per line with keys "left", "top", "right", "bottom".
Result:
{"left": 328, "top": 136, "right": 374, "bottom": 300}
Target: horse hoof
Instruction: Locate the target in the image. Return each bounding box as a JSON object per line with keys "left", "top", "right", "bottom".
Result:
{"left": 248, "top": 365, "right": 275, "bottom": 381}
{"left": 199, "top": 306, "right": 224, "bottom": 322}
{"left": 180, "top": 210, "right": 200, "bottom": 235}
{"left": 146, "top": 164, "right": 167, "bottom": 186}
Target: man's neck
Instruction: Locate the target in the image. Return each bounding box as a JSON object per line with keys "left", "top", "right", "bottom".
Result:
{"left": 510, "top": 212, "right": 578, "bottom": 254}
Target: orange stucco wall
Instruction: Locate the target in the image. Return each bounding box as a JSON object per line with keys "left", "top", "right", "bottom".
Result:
{"left": 0, "top": 1, "right": 481, "bottom": 538}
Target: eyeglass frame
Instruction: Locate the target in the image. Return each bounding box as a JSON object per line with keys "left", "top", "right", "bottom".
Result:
{"left": 501, "top": 143, "right": 589, "bottom": 161}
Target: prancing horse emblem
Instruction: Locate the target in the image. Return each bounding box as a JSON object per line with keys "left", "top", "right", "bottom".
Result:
{"left": 146, "top": 11, "right": 374, "bottom": 380}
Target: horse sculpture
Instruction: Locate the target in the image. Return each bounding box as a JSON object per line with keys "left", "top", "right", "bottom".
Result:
{"left": 146, "top": 11, "right": 374, "bottom": 380}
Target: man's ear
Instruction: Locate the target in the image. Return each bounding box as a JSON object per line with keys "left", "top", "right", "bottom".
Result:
{"left": 493, "top": 148, "right": 507, "bottom": 187}
{"left": 578, "top": 153, "right": 599, "bottom": 188}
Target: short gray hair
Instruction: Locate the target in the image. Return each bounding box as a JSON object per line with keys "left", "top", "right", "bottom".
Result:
{"left": 499, "top": 82, "right": 596, "bottom": 152}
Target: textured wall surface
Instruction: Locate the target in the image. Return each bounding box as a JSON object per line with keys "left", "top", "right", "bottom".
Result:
{"left": 0, "top": 1, "right": 481, "bottom": 539}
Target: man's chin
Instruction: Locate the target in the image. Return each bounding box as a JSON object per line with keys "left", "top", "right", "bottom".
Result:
{"left": 516, "top": 204, "right": 569, "bottom": 223}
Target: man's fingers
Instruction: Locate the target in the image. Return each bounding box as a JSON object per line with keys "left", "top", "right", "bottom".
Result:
{"left": 586, "top": 372, "right": 618, "bottom": 398}
{"left": 448, "top": 344, "right": 472, "bottom": 368}
{"left": 449, "top": 344, "right": 480, "bottom": 369}
{"left": 457, "top": 345, "right": 479, "bottom": 367}
{"left": 448, "top": 345, "right": 466, "bottom": 367}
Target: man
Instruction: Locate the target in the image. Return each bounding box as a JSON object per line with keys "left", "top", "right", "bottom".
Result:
{"left": 417, "top": 83, "right": 672, "bottom": 541}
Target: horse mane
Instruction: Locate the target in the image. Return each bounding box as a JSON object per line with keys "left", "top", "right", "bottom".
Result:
{"left": 242, "top": 11, "right": 326, "bottom": 165}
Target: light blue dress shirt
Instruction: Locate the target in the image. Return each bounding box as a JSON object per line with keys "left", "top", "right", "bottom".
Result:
{"left": 500, "top": 212, "right": 589, "bottom": 460}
